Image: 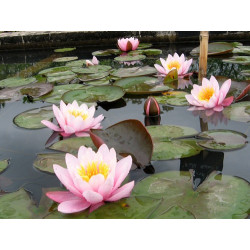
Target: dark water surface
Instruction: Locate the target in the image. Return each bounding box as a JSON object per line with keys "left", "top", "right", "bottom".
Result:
{"left": 0, "top": 43, "right": 249, "bottom": 205}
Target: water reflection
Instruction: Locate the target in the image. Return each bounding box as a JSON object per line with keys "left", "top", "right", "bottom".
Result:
{"left": 180, "top": 150, "right": 224, "bottom": 190}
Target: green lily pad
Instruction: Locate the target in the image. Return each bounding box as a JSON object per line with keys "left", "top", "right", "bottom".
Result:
{"left": 49, "top": 137, "right": 97, "bottom": 154}
{"left": 241, "top": 69, "right": 250, "bottom": 77}
{"left": 114, "top": 76, "right": 170, "bottom": 94}
{"left": 72, "top": 65, "right": 112, "bottom": 74}
{"left": 38, "top": 66, "right": 71, "bottom": 76}
{"left": 20, "top": 82, "right": 54, "bottom": 98}
{"left": 92, "top": 49, "right": 120, "bottom": 57}
{"left": 198, "top": 129, "right": 247, "bottom": 151}
{"left": 47, "top": 74, "right": 76, "bottom": 84}
{"left": 13, "top": 106, "right": 54, "bottom": 129}
{"left": 0, "top": 159, "right": 9, "bottom": 173}
{"left": 233, "top": 46, "right": 250, "bottom": 55}
{"left": 33, "top": 153, "right": 67, "bottom": 173}
{"left": 65, "top": 59, "right": 87, "bottom": 67}
{"left": 53, "top": 57, "right": 78, "bottom": 63}
{"left": 222, "top": 56, "right": 250, "bottom": 65}
{"left": 190, "top": 42, "right": 234, "bottom": 56}
{"left": 223, "top": 101, "right": 250, "bottom": 123}
{"left": 0, "top": 77, "right": 37, "bottom": 88}
{"left": 54, "top": 47, "right": 76, "bottom": 53}
{"left": 46, "top": 70, "right": 75, "bottom": 78}
{"left": 155, "top": 91, "right": 189, "bottom": 106}
{"left": 132, "top": 49, "right": 162, "bottom": 56}
{"left": 114, "top": 55, "right": 146, "bottom": 62}
{"left": 78, "top": 72, "right": 110, "bottom": 82}
{"left": 137, "top": 43, "right": 152, "bottom": 49}
{"left": 111, "top": 66, "right": 157, "bottom": 78}
{"left": 132, "top": 171, "right": 250, "bottom": 219}
{"left": 62, "top": 85, "right": 125, "bottom": 103}
{"left": 85, "top": 78, "right": 110, "bottom": 86}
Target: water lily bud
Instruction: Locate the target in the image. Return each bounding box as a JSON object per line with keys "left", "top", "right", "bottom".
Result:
{"left": 144, "top": 97, "right": 161, "bottom": 117}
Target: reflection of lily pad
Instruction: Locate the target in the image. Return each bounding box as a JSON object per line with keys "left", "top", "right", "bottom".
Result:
{"left": 62, "top": 86, "right": 125, "bottom": 103}
{"left": 13, "top": 106, "right": 54, "bottom": 129}
{"left": 33, "top": 153, "right": 66, "bottom": 173}
{"left": 132, "top": 171, "right": 250, "bottom": 219}
{"left": 79, "top": 72, "right": 109, "bottom": 82}
{"left": 38, "top": 66, "right": 71, "bottom": 76}
{"left": 223, "top": 101, "right": 250, "bottom": 123}
{"left": 190, "top": 42, "right": 234, "bottom": 56}
{"left": 49, "top": 137, "right": 97, "bottom": 154}
{"left": 111, "top": 66, "right": 157, "bottom": 78}
{"left": 114, "top": 55, "right": 146, "bottom": 62}
{"left": 198, "top": 129, "right": 247, "bottom": 151}
{"left": 92, "top": 49, "right": 120, "bottom": 56}
{"left": 0, "top": 159, "right": 9, "bottom": 173}
{"left": 114, "top": 76, "right": 170, "bottom": 94}
{"left": 54, "top": 47, "right": 76, "bottom": 53}
{"left": 0, "top": 77, "right": 37, "bottom": 88}
{"left": 53, "top": 57, "right": 78, "bottom": 63}
{"left": 155, "top": 91, "right": 189, "bottom": 106}
{"left": 65, "top": 59, "right": 87, "bottom": 67}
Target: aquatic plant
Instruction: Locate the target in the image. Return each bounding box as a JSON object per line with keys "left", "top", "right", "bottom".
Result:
{"left": 46, "top": 144, "right": 134, "bottom": 213}
{"left": 86, "top": 56, "right": 99, "bottom": 66}
{"left": 41, "top": 100, "right": 104, "bottom": 137}
{"left": 154, "top": 53, "right": 193, "bottom": 78}
{"left": 185, "top": 76, "right": 234, "bottom": 112}
{"left": 117, "top": 37, "right": 139, "bottom": 52}
{"left": 144, "top": 97, "right": 161, "bottom": 116}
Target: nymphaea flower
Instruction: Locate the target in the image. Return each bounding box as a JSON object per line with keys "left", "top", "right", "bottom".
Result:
{"left": 46, "top": 144, "right": 134, "bottom": 213}
{"left": 185, "top": 76, "right": 234, "bottom": 112}
{"left": 144, "top": 97, "right": 161, "bottom": 116}
{"left": 154, "top": 53, "right": 193, "bottom": 78}
{"left": 86, "top": 56, "right": 99, "bottom": 67}
{"left": 41, "top": 100, "right": 104, "bottom": 137}
{"left": 118, "top": 37, "right": 139, "bottom": 52}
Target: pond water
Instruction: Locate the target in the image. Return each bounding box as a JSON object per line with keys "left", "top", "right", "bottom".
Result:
{"left": 0, "top": 42, "right": 249, "bottom": 218}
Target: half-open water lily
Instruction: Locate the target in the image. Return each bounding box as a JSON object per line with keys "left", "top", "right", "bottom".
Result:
{"left": 86, "top": 56, "right": 99, "bottom": 66}
{"left": 118, "top": 37, "right": 139, "bottom": 52}
{"left": 41, "top": 100, "right": 104, "bottom": 137}
{"left": 185, "top": 76, "right": 234, "bottom": 112}
{"left": 46, "top": 144, "right": 134, "bottom": 213}
{"left": 154, "top": 53, "right": 192, "bottom": 78}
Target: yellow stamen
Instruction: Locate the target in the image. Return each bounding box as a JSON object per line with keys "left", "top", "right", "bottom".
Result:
{"left": 77, "top": 161, "right": 110, "bottom": 182}
{"left": 69, "top": 110, "right": 88, "bottom": 120}
{"left": 198, "top": 87, "right": 215, "bottom": 102}
{"left": 167, "top": 61, "right": 181, "bottom": 70}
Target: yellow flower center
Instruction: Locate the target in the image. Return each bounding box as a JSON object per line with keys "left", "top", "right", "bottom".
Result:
{"left": 77, "top": 161, "right": 110, "bottom": 182}
{"left": 69, "top": 110, "right": 88, "bottom": 120}
{"left": 167, "top": 61, "right": 181, "bottom": 70}
{"left": 198, "top": 87, "right": 215, "bottom": 102}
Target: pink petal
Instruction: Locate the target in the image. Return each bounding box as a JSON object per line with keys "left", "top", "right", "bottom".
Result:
{"left": 63, "top": 125, "right": 75, "bottom": 134}
{"left": 154, "top": 64, "right": 167, "bottom": 75}
{"left": 185, "top": 94, "right": 203, "bottom": 107}
{"left": 83, "top": 190, "right": 103, "bottom": 204}
{"left": 89, "top": 202, "right": 105, "bottom": 213}
{"left": 92, "top": 56, "right": 99, "bottom": 65}
{"left": 46, "top": 191, "right": 79, "bottom": 203}
{"left": 106, "top": 181, "right": 134, "bottom": 202}
{"left": 41, "top": 120, "right": 62, "bottom": 132}
{"left": 75, "top": 132, "right": 90, "bottom": 137}
{"left": 98, "top": 174, "right": 114, "bottom": 199}
{"left": 89, "top": 174, "right": 105, "bottom": 192}
{"left": 218, "top": 79, "right": 231, "bottom": 105}
{"left": 58, "top": 199, "right": 91, "bottom": 213}
{"left": 221, "top": 96, "right": 234, "bottom": 107}
{"left": 213, "top": 105, "right": 224, "bottom": 112}
{"left": 53, "top": 105, "right": 66, "bottom": 128}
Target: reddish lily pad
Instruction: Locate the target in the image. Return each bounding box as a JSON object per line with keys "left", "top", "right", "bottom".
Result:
{"left": 111, "top": 66, "right": 157, "bottom": 78}
{"left": 132, "top": 171, "right": 250, "bottom": 219}
{"left": 197, "top": 129, "right": 247, "bottom": 151}
{"left": 90, "top": 119, "right": 153, "bottom": 168}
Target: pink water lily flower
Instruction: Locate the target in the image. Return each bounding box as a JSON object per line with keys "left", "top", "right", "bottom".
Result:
{"left": 41, "top": 100, "right": 104, "bottom": 137}
{"left": 46, "top": 144, "right": 134, "bottom": 213}
{"left": 185, "top": 76, "right": 234, "bottom": 112}
{"left": 154, "top": 53, "right": 193, "bottom": 78}
{"left": 118, "top": 37, "right": 139, "bottom": 52}
{"left": 86, "top": 56, "right": 99, "bottom": 66}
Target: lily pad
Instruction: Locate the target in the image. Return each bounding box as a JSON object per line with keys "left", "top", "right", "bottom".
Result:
{"left": 132, "top": 171, "right": 250, "bottom": 219}
{"left": 92, "top": 49, "right": 120, "bottom": 57}
{"left": 241, "top": 69, "right": 250, "bottom": 77}
{"left": 78, "top": 72, "right": 110, "bottom": 82}
{"left": 85, "top": 78, "right": 110, "bottom": 86}
{"left": 114, "top": 76, "right": 170, "bottom": 94}
{"left": 0, "top": 87, "right": 23, "bottom": 101}
{"left": 111, "top": 66, "right": 157, "bottom": 78}
{"left": 38, "top": 66, "right": 71, "bottom": 76}
{"left": 54, "top": 47, "right": 76, "bottom": 53}
{"left": 13, "top": 106, "right": 54, "bottom": 129}
{"left": 33, "top": 153, "right": 67, "bottom": 173}
{"left": 65, "top": 59, "right": 87, "bottom": 67}
{"left": 114, "top": 55, "right": 146, "bottom": 62}
{"left": 53, "top": 57, "right": 78, "bottom": 63}
{"left": 47, "top": 74, "right": 76, "bottom": 84}
{"left": 0, "top": 77, "right": 37, "bottom": 88}
{"left": 90, "top": 119, "right": 153, "bottom": 168}
{"left": 49, "top": 137, "right": 97, "bottom": 154}
{"left": 46, "top": 70, "right": 75, "bottom": 78}
{"left": 137, "top": 43, "right": 152, "bottom": 49}
{"left": 190, "top": 42, "right": 234, "bottom": 56}
{"left": 223, "top": 101, "right": 250, "bottom": 123}
{"left": 20, "top": 82, "right": 54, "bottom": 98}
{"left": 0, "top": 159, "right": 9, "bottom": 173}
{"left": 155, "top": 91, "right": 189, "bottom": 106}
{"left": 222, "top": 56, "right": 250, "bottom": 65}
{"left": 73, "top": 65, "right": 112, "bottom": 74}
{"left": 62, "top": 85, "right": 125, "bottom": 103}
{"left": 131, "top": 49, "right": 162, "bottom": 56}
{"left": 233, "top": 45, "right": 250, "bottom": 55}
{"left": 197, "top": 129, "right": 247, "bottom": 151}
